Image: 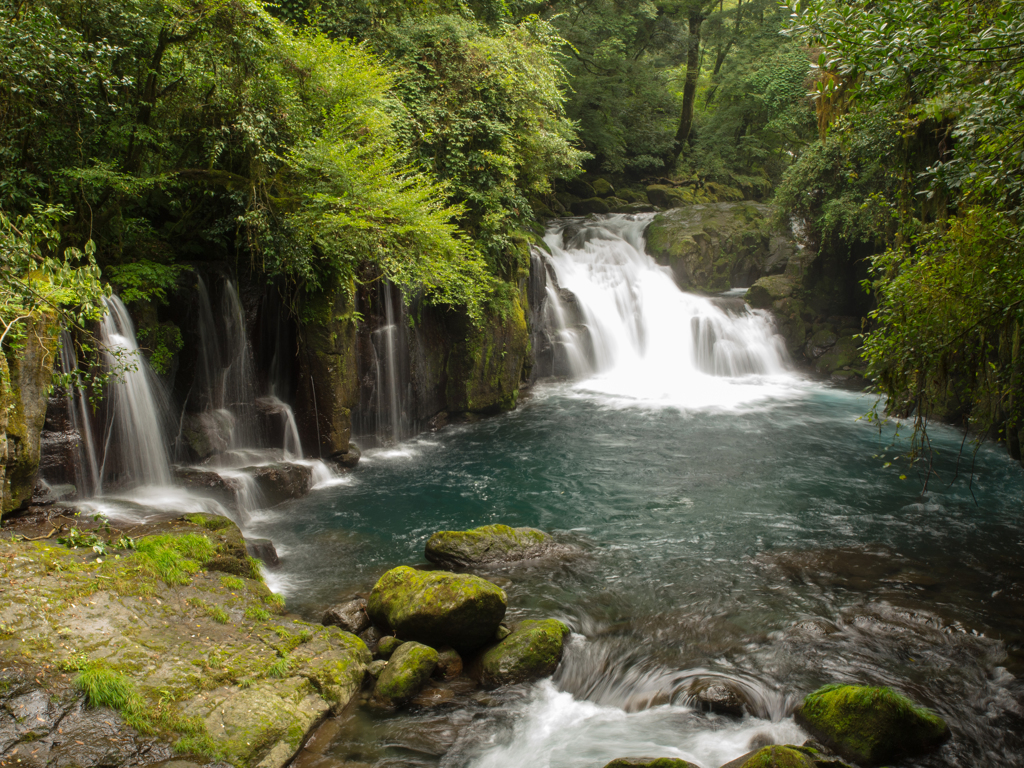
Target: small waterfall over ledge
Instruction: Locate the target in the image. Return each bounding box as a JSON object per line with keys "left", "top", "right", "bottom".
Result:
{"left": 532, "top": 214, "right": 793, "bottom": 408}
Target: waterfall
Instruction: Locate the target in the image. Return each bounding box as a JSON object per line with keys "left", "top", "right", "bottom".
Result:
{"left": 57, "top": 330, "right": 100, "bottom": 496}
{"left": 365, "top": 281, "right": 410, "bottom": 444}
{"left": 97, "top": 296, "right": 173, "bottom": 489}
{"left": 535, "top": 214, "right": 791, "bottom": 407}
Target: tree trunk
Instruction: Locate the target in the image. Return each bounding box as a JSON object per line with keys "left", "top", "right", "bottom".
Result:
{"left": 672, "top": 10, "right": 706, "bottom": 163}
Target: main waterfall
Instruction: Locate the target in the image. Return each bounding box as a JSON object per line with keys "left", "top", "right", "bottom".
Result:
{"left": 535, "top": 214, "right": 792, "bottom": 407}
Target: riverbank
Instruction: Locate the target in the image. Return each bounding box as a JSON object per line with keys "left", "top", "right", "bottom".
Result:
{"left": 0, "top": 512, "right": 368, "bottom": 768}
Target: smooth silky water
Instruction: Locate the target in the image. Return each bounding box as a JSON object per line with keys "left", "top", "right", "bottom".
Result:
{"left": 239, "top": 215, "right": 1024, "bottom": 768}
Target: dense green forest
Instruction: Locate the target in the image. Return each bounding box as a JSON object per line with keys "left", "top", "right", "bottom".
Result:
{"left": 1, "top": 0, "right": 1023, "bottom": 454}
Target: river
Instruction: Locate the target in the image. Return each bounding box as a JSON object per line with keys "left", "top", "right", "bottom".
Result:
{"left": 242, "top": 215, "right": 1024, "bottom": 768}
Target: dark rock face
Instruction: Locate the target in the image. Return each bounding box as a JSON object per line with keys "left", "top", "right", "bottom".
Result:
{"left": 322, "top": 598, "right": 371, "bottom": 635}
{"left": 425, "top": 524, "right": 555, "bottom": 568}
{"left": 0, "top": 669, "right": 172, "bottom": 768}
{"left": 245, "top": 538, "right": 280, "bottom": 568}
{"left": 173, "top": 466, "right": 241, "bottom": 508}
{"left": 366, "top": 566, "right": 507, "bottom": 653}
{"left": 2, "top": 313, "right": 61, "bottom": 517}
{"left": 570, "top": 197, "right": 612, "bottom": 216}
{"left": 329, "top": 443, "right": 360, "bottom": 469}
{"left": 434, "top": 647, "right": 463, "bottom": 680}
{"left": 247, "top": 462, "right": 313, "bottom": 506}
{"left": 794, "top": 684, "right": 950, "bottom": 767}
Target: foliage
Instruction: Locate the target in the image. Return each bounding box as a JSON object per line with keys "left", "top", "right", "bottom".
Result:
{"left": 133, "top": 533, "right": 216, "bottom": 585}
{"left": 105, "top": 261, "right": 184, "bottom": 305}
{"left": 380, "top": 14, "right": 588, "bottom": 277}
{"left": 783, "top": 0, "right": 1024, "bottom": 459}
{"left": 75, "top": 662, "right": 153, "bottom": 733}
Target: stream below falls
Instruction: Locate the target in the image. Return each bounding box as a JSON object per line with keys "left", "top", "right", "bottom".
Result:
{"left": 251, "top": 214, "right": 1024, "bottom": 768}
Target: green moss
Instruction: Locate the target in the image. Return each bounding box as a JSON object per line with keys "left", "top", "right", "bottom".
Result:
{"left": 374, "top": 641, "right": 438, "bottom": 702}
{"left": 263, "top": 592, "right": 286, "bottom": 613}
{"left": 183, "top": 513, "right": 234, "bottom": 531}
{"left": 739, "top": 745, "right": 815, "bottom": 768}
{"left": 186, "top": 597, "right": 230, "bottom": 624}
{"left": 796, "top": 684, "right": 949, "bottom": 766}
{"left": 75, "top": 662, "right": 153, "bottom": 733}
{"left": 245, "top": 606, "right": 271, "bottom": 622}
{"left": 480, "top": 618, "right": 569, "bottom": 686}
{"left": 602, "top": 759, "right": 697, "bottom": 768}
{"left": 220, "top": 575, "right": 246, "bottom": 590}
{"left": 425, "top": 524, "right": 551, "bottom": 567}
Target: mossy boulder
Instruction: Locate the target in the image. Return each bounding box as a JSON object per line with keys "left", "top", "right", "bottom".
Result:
{"left": 794, "top": 684, "right": 950, "bottom": 766}
{"left": 814, "top": 337, "right": 862, "bottom": 376}
{"left": 425, "top": 523, "right": 554, "bottom": 568}
{"left": 366, "top": 566, "right": 507, "bottom": 653}
{"left": 434, "top": 647, "right": 463, "bottom": 680}
{"left": 601, "top": 759, "right": 698, "bottom": 768}
{"left": 592, "top": 178, "right": 615, "bottom": 197}
{"left": 745, "top": 275, "right": 796, "bottom": 309}
{"left": 374, "top": 641, "right": 439, "bottom": 704}
{"left": 720, "top": 744, "right": 852, "bottom": 768}
{"left": 571, "top": 197, "right": 612, "bottom": 216}
{"left": 566, "top": 178, "right": 596, "bottom": 198}
{"left": 478, "top": 618, "right": 569, "bottom": 687}
{"left": 375, "top": 635, "right": 404, "bottom": 659}
{"left": 645, "top": 203, "right": 779, "bottom": 293}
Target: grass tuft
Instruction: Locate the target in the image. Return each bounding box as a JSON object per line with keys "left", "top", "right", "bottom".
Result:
{"left": 75, "top": 663, "right": 152, "bottom": 733}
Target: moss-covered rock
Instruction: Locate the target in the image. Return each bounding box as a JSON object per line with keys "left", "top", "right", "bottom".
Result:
{"left": 295, "top": 276, "right": 360, "bottom": 458}
{"left": 794, "top": 684, "right": 950, "bottom": 766}
{"left": 478, "top": 618, "right": 569, "bottom": 687}
{"left": 375, "top": 635, "right": 403, "bottom": 660}
{"left": 571, "top": 197, "right": 612, "bottom": 216}
{"left": 434, "top": 647, "right": 463, "bottom": 680}
{"left": 425, "top": 524, "right": 554, "bottom": 568}
{"left": 745, "top": 275, "right": 796, "bottom": 309}
{"left": 591, "top": 178, "right": 615, "bottom": 198}
{"left": 737, "top": 745, "right": 816, "bottom": 768}
{"left": 374, "top": 641, "right": 438, "bottom": 704}
{"left": 645, "top": 203, "right": 780, "bottom": 293}
{"left": 566, "top": 178, "right": 596, "bottom": 199}
{"left": 2, "top": 312, "right": 60, "bottom": 517}
{"left": 366, "top": 566, "right": 507, "bottom": 653}
{"left": 446, "top": 296, "right": 530, "bottom": 415}
{"left": 601, "top": 758, "right": 698, "bottom": 768}
{"left": 814, "top": 337, "right": 862, "bottom": 376}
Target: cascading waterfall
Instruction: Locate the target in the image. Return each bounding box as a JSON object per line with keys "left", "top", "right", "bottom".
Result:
{"left": 57, "top": 330, "right": 100, "bottom": 496}
{"left": 536, "top": 214, "right": 792, "bottom": 407}
{"left": 364, "top": 281, "right": 411, "bottom": 444}
{"left": 97, "top": 295, "right": 173, "bottom": 489}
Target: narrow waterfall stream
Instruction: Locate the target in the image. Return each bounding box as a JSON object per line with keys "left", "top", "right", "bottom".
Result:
{"left": 242, "top": 215, "right": 1024, "bottom": 768}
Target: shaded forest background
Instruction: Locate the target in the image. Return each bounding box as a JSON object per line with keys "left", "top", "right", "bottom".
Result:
{"left": 2, "top": 0, "right": 1024, "bottom": 456}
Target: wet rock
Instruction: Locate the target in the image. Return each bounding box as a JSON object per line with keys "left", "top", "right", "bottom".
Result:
{"left": 322, "top": 598, "right": 370, "bottom": 634}
{"left": 686, "top": 678, "right": 747, "bottom": 717}
{"left": 367, "top": 566, "right": 507, "bottom": 653}
{"left": 814, "top": 337, "right": 862, "bottom": 377}
{"left": 720, "top": 745, "right": 819, "bottom": 768}
{"left": 246, "top": 462, "right": 313, "bottom": 506}
{"left": 494, "top": 623, "right": 512, "bottom": 642}
{"left": 478, "top": 618, "right": 569, "bottom": 687}
{"left": 329, "top": 443, "right": 361, "bottom": 469}
{"left": 173, "top": 466, "right": 240, "bottom": 508}
{"left": 374, "top": 642, "right": 439, "bottom": 704}
{"left": 425, "top": 523, "right": 556, "bottom": 568}
{"left": 566, "top": 178, "right": 596, "bottom": 198}
{"left": 410, "top": 686, "right": 456, "bottom": 707}
{"left": 794, "top": 684, "right": 950, "bottom": 766}
{"left": 748, "top": 732, "right": 776, "bottom": 750}
{"left": 245, "top": 537, "right": 280, "bottom": 567}
{"left": 571, "top": 197, "right": 612, "bottom": 216}
{"left": 592, "top": 178, "right": 615, "bottom": 197}
{"left": 804, "top": 328, "right": 837, "bottom": 359}
{"left": 746, "top": 275, "right": 796, "bottom": 309}
{"left": 179, "top": 410, "right": 234, "bottom": 461}
{"left": 375, "top": 635, "right": 404, "bottom": 660}
{"left": 359, "top": 623, "right": 384, "bottom": 650}
{"left": 367, "top": 659, "right": 387, "bottom": 678}
{"left": 602, "top": 759, "right": 697, "bottom": 768}
{"left": 645, "top": 203, "right": 781, "bottom": 293}
{"left": 434, "top": 647, "right": 463, "bottom": 680}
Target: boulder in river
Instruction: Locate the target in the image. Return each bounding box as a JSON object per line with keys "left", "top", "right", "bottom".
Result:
{"left": 374, "top": 641, "right": 439, "bottom": 704}
{"left": 375, "top": 635, "right": 404, "bottom": 659}
{"left": 247, "top": 462, "right": 313, "bottom": 506}
{"left": 425, "top": 524, "right": 555, "bottom": 568}
{"left": 322, "top": 597, "right": 371, "bottom": 635}
{"left": 245, "top": 537, "right": 280, "bottom": 567}
{"left": 601, "top": 759, "right": 698, "bottom": 768}
{"left": 478, "top": 618, "right": 569, "bottom": 687}
{"left": 366, "top": 566, "right": 507, "bottom": 653}
{"left": 794, "top": 684, "right": 950, "bottom": 766}
{"left": 686, "top": 678, "right": 748, "bottom": 717}
{"left": 718, "top": 745, "right": 819, "bottom": 768}
{"left": 434, "top": 647, "right": 463, "bottom": 680}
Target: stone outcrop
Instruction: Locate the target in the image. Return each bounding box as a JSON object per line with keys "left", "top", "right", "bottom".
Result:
{"left": 425, "top": 524, "right": 556, "bottom": 568}
{"left": 601, "top": 759, "right": 697, "bottom": 768}
{"left": 794, "top": 684, "right": 950, "bottom": 766}
{"left": 1, "top": 312, "right": 61, "bottom": 518}
{"left": 644, "top": 203, "right": 788, "bottom": 294}
{"left": 719, "top": 744, "right": 849, "bottom": 768}
{"left": 366, "top": 566, "right": 507, "bottom": 653}
{"left": 686, "top": 678, "right": 748, "bottom": 717}
{"left": 0, "top": 513, "right": 370, "bottom": 768}
{"left": 322, "top": 598, "right": 371, "bottom": 635}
